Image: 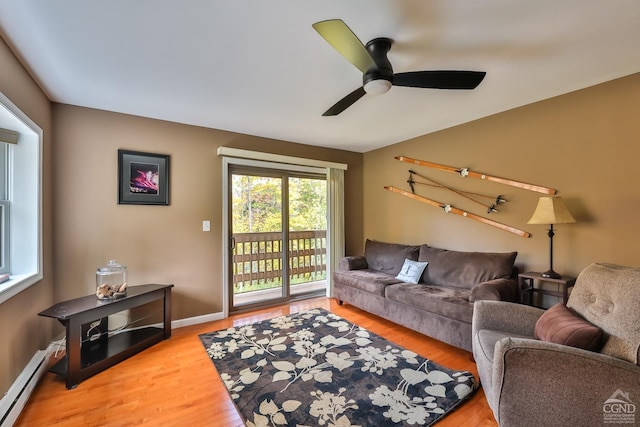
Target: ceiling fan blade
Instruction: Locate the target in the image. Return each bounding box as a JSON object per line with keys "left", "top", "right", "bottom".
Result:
{"left": 312, "top": 19, "right": 376, "bottom": 74}
{"left": 322, "top": 87, "right": 366, "bottom": 116}
{"left": 393, "top": 71, "right": 486, "bottom": 89}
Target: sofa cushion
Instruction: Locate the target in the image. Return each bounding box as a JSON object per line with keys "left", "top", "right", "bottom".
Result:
{"left": 333, "top": 269, "right": 402, "bottom": 297}
{"left": 418, "top": 245, "right": 517, "bottom": 290}
{"left": 385, "top": 283, "right": 473, "bottom": 323}
{"left": 338, "top": 256, "right": 368, "bottom": 271}
{"left": 364, "top": 239, "right": 420, "bottom": 276}
{"left": 567, "top": 263, "right": 640, "bottom": 364}
{"left": 534, "top": 303, "right": 604, "bottom": 351}
{"left": 395, "top": 259, "right": 428, "bottom": 284}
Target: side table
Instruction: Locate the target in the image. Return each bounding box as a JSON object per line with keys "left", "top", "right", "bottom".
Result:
{"left": 39, "top": 284, "right": 173, "bottom": 389}
{"left": 518, "top": 272, "right": 576, "bottom": 307}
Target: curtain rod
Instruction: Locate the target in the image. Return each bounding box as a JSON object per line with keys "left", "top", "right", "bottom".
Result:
{"left": 0, "top": 128, "right": 18, "bottom": 144}
{"left": 217, "top": 147, "right": 347, "bottom": 170}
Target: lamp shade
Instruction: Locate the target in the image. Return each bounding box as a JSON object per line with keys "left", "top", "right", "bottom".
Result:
{"left": 527, "top": 196, "right": 576, "bottom": 225}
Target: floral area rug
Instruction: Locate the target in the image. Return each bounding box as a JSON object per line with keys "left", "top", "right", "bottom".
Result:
{"left": 199, "top": 308, "right": 478, "bottom": 426}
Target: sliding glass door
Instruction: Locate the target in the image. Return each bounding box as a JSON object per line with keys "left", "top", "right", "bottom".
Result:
{"left": 229, "top": 165, "right": 327, "bottom": 311}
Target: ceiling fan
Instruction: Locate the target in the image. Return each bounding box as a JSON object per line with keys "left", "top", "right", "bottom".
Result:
{"left": 312, "top": 19, "right": 486, "bottom": 116}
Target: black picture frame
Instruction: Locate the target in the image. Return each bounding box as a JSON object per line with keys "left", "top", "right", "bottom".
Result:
{"left": 118, "top": 149, "right": 170, "bottom": 205}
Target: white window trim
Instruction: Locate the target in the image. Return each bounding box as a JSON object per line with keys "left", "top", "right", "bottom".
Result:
{"left": 0, "top": 91, "right": 43, "bottom": 304}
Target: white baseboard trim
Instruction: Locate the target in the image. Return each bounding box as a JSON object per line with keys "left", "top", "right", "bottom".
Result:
{"left": 171, "top": 311, "right": 225, "bottom": 329}
{"left": 0, "top": 348, "right": 49, "bottom": 427}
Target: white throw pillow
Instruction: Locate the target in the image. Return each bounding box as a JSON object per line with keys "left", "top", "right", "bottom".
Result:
{"left": 395, "top": 259, "right": 428, "bottom": 284}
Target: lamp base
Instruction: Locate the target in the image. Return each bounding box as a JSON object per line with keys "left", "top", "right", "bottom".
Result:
{"left": 541, "top": 269, "right": 561, "bottom": 279}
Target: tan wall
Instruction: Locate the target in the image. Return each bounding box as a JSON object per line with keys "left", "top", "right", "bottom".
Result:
{"left": 4, "top": 22, "right": 638, "bottom": 396}
{"left": 52, "top": 105, "right": 363, "bottom": 320}
{"left": 0, "top": 39, "right": 53, "bottom": 393}
{"left": 363, "top": 73, "right": 640, "bottom": 280}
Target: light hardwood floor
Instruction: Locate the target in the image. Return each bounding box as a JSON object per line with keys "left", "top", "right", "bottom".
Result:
{"left": 16, "top": 297, "right": 498, "bottom": 426}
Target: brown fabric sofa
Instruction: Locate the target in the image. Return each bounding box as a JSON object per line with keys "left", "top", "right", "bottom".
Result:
{"left": 472, "top": 263, "right": 640, "bottom": 426}
{"left": 333, "top": 239, "right": 519, "bottom": 351}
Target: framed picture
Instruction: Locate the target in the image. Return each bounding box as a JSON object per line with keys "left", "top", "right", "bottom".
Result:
{"left": 118, "top": 149, "right": 170, "bottom": 205}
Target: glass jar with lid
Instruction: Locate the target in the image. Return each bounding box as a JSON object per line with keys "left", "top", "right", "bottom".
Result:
{"left": 96, "top": 260, "right": 128, "bottom": 299}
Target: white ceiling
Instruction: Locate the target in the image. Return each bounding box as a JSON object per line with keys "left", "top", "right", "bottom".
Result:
{"left": 1, "top": 1, "right": 639, "bottom": 153}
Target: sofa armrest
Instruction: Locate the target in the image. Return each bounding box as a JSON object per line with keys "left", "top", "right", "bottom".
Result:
{"left": 492, "top": 337, "right": 640, "bottom": 426}
{"left": 338, "top": 256, "right": 368, "bottom": 271}
{"left": 470, "top": 278, "right": 519, "bottom": 302}
{"left": 472, "top": 300, "right": 544, "bottom": 338}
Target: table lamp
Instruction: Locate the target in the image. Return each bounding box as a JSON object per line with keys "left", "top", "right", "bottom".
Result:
{"left": 527, "top": 196, "right": 576, "bottom": 279}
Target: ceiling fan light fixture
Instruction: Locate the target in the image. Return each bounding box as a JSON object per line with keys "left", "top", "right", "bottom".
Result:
{"left": 363, "top": 79, "right": 392, "bottom": 95}
{"left": 313, "top": 19, "right": 486, "bottom": 115}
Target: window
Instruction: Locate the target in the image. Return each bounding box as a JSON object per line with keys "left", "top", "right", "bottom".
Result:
{"left": 0, "top": 91, "right": 43, "bottom": 304}
{"left": 0, "top": 200, "right": 10, "bottom": 274}
{"left": 0, "top": 144, "right": 10, "bottom": 274}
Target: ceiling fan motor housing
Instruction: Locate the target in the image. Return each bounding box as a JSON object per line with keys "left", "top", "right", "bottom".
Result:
{"left": 312, "top": 19, "right": 486, "bottom": 115}
{"left": 363, "top": 38, "right": 393, "bottom": 94}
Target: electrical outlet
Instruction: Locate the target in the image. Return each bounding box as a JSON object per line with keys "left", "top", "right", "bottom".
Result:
{"left": 202, "top": 220, "right": 211, "bottom": 232}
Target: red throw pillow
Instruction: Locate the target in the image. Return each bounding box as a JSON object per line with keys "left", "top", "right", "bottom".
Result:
{"left": 534, "top": 303, "right": 604, "bottom": 351}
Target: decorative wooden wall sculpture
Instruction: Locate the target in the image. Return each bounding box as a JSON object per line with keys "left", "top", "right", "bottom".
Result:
{"left": 396, "top": 156, "right": 556, "bottom": 195}
{"left": 385, "top": 186, "right": 530, "bottom": 238}
{"left": 407, "top": 169, "right": 506, "bottom": 214}
{"left": 385, "top": 155, "right": 558, "bottom": 237}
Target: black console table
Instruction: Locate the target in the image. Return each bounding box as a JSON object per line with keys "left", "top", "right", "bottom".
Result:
{"left": 39, "top": 284, "right": 173, "bottom": 389}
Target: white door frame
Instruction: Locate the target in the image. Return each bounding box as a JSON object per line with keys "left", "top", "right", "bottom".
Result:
{"left": 219, "top": 148, "right": 346, "bottom": 318}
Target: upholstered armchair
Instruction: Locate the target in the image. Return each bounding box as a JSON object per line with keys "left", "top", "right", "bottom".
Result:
{"left": 472, "top": 263, "right": 640, "bottom": 427}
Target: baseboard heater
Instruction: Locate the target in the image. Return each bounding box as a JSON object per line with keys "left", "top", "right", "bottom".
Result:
{"left": 0, "top": 349, "right": 48, "bottom": 426}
